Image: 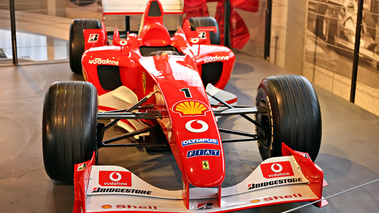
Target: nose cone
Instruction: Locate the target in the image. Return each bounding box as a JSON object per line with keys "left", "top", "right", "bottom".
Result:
{"left": 183, "top": 149, "right": 225, "bottom": 187}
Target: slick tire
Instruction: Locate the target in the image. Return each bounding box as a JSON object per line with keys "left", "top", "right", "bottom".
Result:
{"left": 188, "top": 17, "right": 220, "bottom": 45}
{"left": 69, "top": 19, "right": 101, "bottom": 74}
{"left": 188, "top": 17, "right": 222, "bottom": 86}
{"left": 42, "top": 81, "right": 98, "bottom": 183}
{"left": 255, "top": 75, "right": 322, "bottom": 161}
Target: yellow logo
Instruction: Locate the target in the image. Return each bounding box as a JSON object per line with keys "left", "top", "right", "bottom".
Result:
{"left": 102, "top": 205, "right": 112, "bottom": 209}
{"left": 202, "top": 161, "right": 210, "bottom": 170}
{"left": 173, "top": 101, "right": 209, "bottom": 116}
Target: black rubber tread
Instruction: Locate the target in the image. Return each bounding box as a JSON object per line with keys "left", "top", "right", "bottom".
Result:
{"left": 71, "top": 0, "right": 95, "bottom": 7}
{"left": 69, "top": 19, "right": 101, "bottom": 74}
{"left": 255, "top": 75, "right": 322, "bottom": 161}
{"left": 42, "top": 81, "right": 98, "bottom": 183}
{"left": 188, "top": 17, "right": 220, "bottom": 45}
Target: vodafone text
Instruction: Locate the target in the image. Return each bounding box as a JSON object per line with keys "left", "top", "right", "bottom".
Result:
{"left": 204, "top": 56, "right": 229, "bottom": 63}
{"left": 88, "top": 58, "right": 119, "bottom": 66}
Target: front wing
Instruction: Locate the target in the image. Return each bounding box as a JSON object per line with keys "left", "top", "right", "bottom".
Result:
{"left": 73, "top": 144, "right": 327, "bottom": 212}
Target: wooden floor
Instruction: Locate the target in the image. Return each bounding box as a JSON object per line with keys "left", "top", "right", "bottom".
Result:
{"left": 0, "top": 53, "right": 378, "bottom": 212}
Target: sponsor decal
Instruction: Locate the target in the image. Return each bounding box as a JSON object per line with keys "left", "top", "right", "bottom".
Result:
{"left": 88, "top": 58, "right": 119, "bottom": 66}
{"left": 248, "top": 177, "right": 302, "bottom": 190}
{"left": 197, "top": 202, "right": 213, "bottom": 210}
{"left": 101, "top": 205, "right": 112, "bottom": 209}
{"left": 185, "top": 120, "right": 209, "bottom": 133}
{"left": 181, "top": 138, "right": 219, "bottom": 147}
{"left": 91, "top": 187, "right": 152, "bottom": 195}
{"left": 204, "top": 55, "right": 229, "bottom": 63}
{"left": 88, "top": 33, "right": 99, "bottom": 43}
{"left": 202, "top": 160, "right": 210, "bottom": 170}
{"left": 260, "top": 161, "right": 294, "bottom": 178}
{"left": 187, "top": 149, "right": 220, "bottom": 158}
{"left": 190, "top": 38, "right": 199, "bottom": 43}
{"left": 115, "top": 205, "right": 157, "bottom": 210}
{"left": 99, "top": 171, "right": 132, "bottom": 186}
{"left": 198, "top": 31, "right": 206, "bottom": 39}
{"left": 263, "top": 193, "right": 302, "bottom": 202}
{"left": 77, "top": 163, "right": 86, "bottom": 171}
{"left": 173, "top": 101, "right": 209, "bottom": 116}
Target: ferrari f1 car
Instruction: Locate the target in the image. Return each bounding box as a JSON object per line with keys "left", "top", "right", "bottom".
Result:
{"left": 42, "top": 0, "right": 327, "bottom": 212}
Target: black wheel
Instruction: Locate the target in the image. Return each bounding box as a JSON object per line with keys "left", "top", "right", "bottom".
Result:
{"left": 69, "top": 19, "right": 101, "bottom": 74}
{"left": 255, "top": 75, "right": 322, "bottom": 161}
{"left": 188, "top": 17, "right": 220, "bottom": 45}
{"left": 70, "top": 0, "right": 95, "bottom": 7}
{"left": 188, "top": 17, "right": 222, "bottom": 86}
{"left": 42, "top": 81, "right": 98, "bottom": 183}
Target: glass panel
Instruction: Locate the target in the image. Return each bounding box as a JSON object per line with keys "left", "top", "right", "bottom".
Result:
{"left": 0, "top": 1, "right": 12, "bottom": 64}
{"left": 4, "top": 0, "right": 102, "bottom": 63}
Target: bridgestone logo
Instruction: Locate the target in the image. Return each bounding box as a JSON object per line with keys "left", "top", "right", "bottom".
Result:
{"left": 204, "top": 56, "right": 229, "bottom": 63}
{"left": 88, "top": 58, "right": 119, "bottom": 66}
{"left": 248, "top": 177, "right": 302, "bottom": 190}
{"left": 92, "top": 187, "right": 152, "bottom": 195}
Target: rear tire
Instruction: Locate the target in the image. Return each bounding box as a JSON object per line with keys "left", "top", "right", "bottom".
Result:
{"left": 42, "top": 81, "right": 98, "bottom": 183}
{"left": 188, "top": 17, "right": 220, "bottom": 45}
{"left": 69, "top": 19, "right": 101, "bottom": 74}
{"left": 189, "top": 17, "right": 222, "bottom": 86}
{"left": 255, "top": 75, "right": 322, "bottom": 161}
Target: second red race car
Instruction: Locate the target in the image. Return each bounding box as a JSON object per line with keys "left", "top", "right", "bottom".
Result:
{"left": 42, "top": 0, "right": 327, "bottom": 212}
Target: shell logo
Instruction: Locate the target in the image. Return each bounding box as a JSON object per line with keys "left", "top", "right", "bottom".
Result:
{"left": 102, "top": 205, "right": 112, "bottom": 209}
{"left": 173, "top": 101, "right": 209, "bottom": 116}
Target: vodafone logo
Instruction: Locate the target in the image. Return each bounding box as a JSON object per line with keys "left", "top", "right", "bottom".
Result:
{"left": 260, "top": 161, "right": 294, "bottom": 179}
{"left": 185, "top": 120, "right": 208, "bottom": 133}
{"left": 109, "top": 172, "right": 122, "bottom": 182}
{"left": 99, "top": 171, "right": 132, "bottom": 186}
{"left": 271, "top": 163, "right": 283, "bottom": 173}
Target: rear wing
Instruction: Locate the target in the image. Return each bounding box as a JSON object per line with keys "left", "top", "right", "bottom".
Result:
{"left": 102, "top": 0, "right": 183, "bottom": 15}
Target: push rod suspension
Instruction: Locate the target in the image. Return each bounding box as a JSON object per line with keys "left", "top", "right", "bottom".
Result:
{"left": 207, "top": 92, "right": 263, "bottom": 128}
{"left": 102, "top": 125, "right": 159, "bottom": 145}
{"left": 103, "top": 90, "right": 157, "bottom": 131}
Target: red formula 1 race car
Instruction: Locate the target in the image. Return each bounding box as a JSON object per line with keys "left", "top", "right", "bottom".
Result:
{"left": 42, "top": 0, "right": 327, "bottom": 212}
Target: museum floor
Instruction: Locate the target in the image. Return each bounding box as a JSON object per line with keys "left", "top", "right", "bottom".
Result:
{"left": 0, "top": 53, "right": 378, "bottom": 213}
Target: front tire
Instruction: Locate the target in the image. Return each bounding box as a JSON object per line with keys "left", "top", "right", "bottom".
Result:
{"left": 69, "top": 19, "right": 101, "bottom": 74}
{"left": 42, "top": 81, "right": 98, "bottom": 183}
{"left": 255, "top": 75, "right": 322, "bottom": 161}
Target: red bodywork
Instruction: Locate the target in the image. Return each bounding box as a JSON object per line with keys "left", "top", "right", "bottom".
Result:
{"left": 81, "top": 0, "right": 235, "bottom": 189}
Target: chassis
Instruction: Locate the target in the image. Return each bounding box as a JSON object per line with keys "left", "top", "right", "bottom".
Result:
{"left": 42, "top": 0, "right": 326, "bottom": 212}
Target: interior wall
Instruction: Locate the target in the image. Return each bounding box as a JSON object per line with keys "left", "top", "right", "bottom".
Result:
{"left": 302, "top": 0, "right": 379, "bottom": 116}
{"left": 284, "top": 0, "right": 307, "bottom": 75}
{"left": 270, "top": 0, "right": 307, "bottom": 75}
